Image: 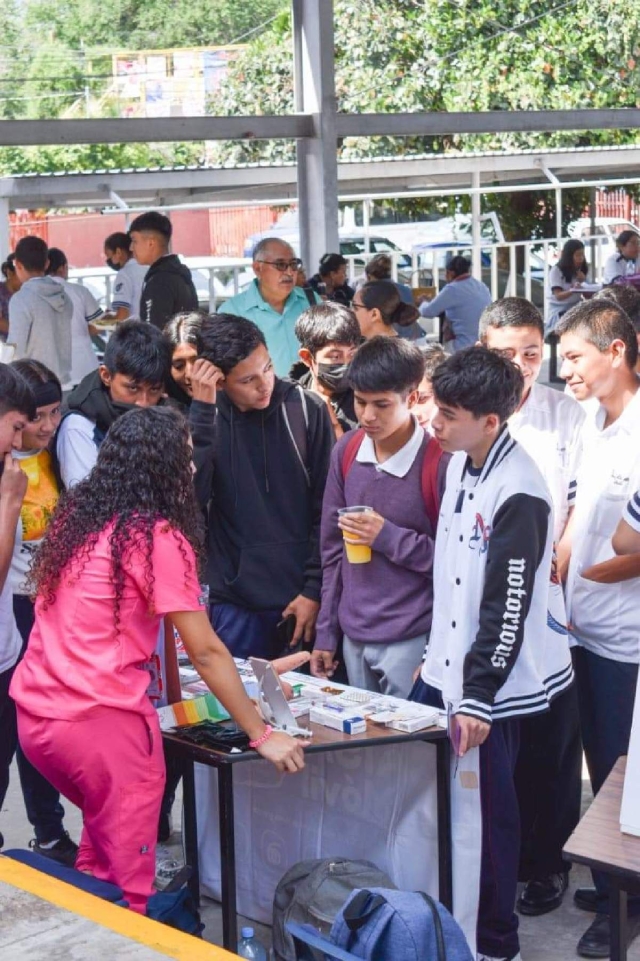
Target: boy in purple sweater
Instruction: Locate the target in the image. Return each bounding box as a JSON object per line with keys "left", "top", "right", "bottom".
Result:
{"left": 311, "top": 336, "right": 448, "bottom": 696}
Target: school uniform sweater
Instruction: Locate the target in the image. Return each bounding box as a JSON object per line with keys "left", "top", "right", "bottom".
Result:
{"left": 421, "top": 428, "right": 558, "bottom": 723}
{"left": 315, "top": 423, "right": 448, "bottom": 651}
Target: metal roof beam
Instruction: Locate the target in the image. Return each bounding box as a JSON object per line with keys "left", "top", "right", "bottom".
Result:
{"left": 0, "top": 115, "right": 314, "bottom": 147}
{"left": 336, "top": 109, "right": 640, "bottom": 137}
{"left": 1, "top": 108, "right": 640, "bottom": 148}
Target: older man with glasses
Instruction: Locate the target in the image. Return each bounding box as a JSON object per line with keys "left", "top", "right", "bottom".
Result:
{"left": 221, "top": 238, "right": 321, "bottom": 376}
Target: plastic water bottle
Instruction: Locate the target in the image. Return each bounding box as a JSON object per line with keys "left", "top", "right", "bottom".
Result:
{"left": 237, "top": 926, "right": 268, "bottom": 960}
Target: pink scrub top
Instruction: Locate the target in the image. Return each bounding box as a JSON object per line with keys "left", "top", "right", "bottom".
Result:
{"left": 11, "top": 521, "right": 205, "bottom": 720}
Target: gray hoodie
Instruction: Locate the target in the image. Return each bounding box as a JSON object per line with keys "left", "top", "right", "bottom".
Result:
{"left": 8, "top": 276, "right": 73, "bottom": 386}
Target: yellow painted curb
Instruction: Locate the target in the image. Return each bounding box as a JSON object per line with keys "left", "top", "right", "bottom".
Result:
{"left": 0, "top": 856, "right": 237, "bottom": 959}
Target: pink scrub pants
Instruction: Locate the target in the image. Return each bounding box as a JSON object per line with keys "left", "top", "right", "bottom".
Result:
{"left": 17, "top": 705, "right": 165, "bottom": 913}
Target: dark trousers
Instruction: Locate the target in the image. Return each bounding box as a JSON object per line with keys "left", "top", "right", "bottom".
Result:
{"left": 515, "top": 682, "right": 583, "bottom": 879}
{"left": 211, "top": 602, "right": 283, "bottom": 660}
{"left": 573, "top": 646, "right": 640, "bottom": 915}
{"left": 0, "top": 661, "right": 17, "bottom": 814}
{"left": 11, "top": 595, "right": 66, "bottom": 844}
{"left": 410, "top": 677, "right": 521, "bottom": 960}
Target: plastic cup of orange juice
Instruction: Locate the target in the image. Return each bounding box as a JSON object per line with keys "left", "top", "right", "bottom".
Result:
{"left": 338, "top": 506, "right": 374, "bottom": 564}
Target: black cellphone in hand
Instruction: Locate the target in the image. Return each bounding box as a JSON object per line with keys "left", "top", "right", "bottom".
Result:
{"left": 276, "top": 613, "right": 297, "bottom": 652}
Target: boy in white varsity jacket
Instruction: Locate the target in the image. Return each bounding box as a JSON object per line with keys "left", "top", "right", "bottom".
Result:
{"left": 480, "top": 298, "right": 583, "bottom": 919}
{"left": 558, "top": 299, "right": 640, "bottom": 959}
{"left": 410, "top": 346, "right": 554, "bottom": 961}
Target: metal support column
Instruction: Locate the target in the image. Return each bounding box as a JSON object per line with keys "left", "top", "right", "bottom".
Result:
{"left": 293, "top": 0, "right": 340, "bottom": 275}
{"left": 589, "top": 186, "right": 598, "bottom": 276}
{"left": 555, "top": 186, "right": 563, "bottom": 243}
{"left": 0, "top": 199, "right": 10, "bottom": 264}
{"left": 471, "top": 171, "right": 482, "bottom": 278}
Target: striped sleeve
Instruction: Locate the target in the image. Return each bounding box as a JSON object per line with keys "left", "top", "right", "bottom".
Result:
{"left": 624, "top": 491, "right": 640, "bottom": 532}
{"left": 567, "top": 478, "right": 578, "bottom": 505}
{"left": 111, "top": 271, "right": 134, "bottom": 310}
{"left": 80, "top": 285, "right": 102, "bottom": 323}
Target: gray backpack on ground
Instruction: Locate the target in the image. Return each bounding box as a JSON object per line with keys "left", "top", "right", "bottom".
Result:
{"left": 272, "top": 858, "right": 396, "bottom": 961}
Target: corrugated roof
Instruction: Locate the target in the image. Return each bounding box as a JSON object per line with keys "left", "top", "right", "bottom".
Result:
{"left": 5, "top": 142, "right": 639, "bottom": 180}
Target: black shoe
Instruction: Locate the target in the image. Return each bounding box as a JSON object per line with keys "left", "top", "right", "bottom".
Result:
{"left": 574, "top": 887, "right": 599, "bottom": 913}
{"left": 517, "top": 872, "right": 569, "bottom": 916}
{"left": 577, "top": 913, "right": 640, "bottom": 958}
{"left": 30, "top": 832, "right": 78, "bottom": 868}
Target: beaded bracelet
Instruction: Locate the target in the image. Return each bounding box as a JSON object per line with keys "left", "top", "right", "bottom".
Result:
{"left": 249, "top": 724, "right": 274, "bottom": 750}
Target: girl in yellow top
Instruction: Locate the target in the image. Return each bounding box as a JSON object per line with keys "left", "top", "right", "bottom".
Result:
{"left": 6, "top": 359, "right": 77, "bottom": 866}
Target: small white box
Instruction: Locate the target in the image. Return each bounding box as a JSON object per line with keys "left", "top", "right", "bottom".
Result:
{"left": 310, "top": 705, "right": 367, "bottom": 735}
{"left": 289, "top": 697, "right": 314, "bottom": 718}
{"left": 386, "top": 713, "right": 438, "bottom": 733}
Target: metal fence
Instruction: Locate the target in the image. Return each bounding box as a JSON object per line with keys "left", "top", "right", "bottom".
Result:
{"left": 70, "top": 233, "right": 616, "bottom": 324}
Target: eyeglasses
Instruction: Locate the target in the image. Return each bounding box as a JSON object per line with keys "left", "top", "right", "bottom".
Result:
{"left": 350, "top": 301, "right": 367, "bottom": 311}
{"left": 256, "top": 258, "right": 303, "bottom": 272}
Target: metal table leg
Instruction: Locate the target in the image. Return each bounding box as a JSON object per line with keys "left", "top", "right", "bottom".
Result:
{"left": 218, "top": 764, "right": 237, "bottom": 952}
{"left": 181, "top": 756, "right": 200, "bottom": 907}
{"left": 611, "top": 882, "right": 628, "bottom": 961}
{"left": 435, "top": 737, "right": 453, "bottom": 911}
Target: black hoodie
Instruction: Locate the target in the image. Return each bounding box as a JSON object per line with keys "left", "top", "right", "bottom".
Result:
{"left": 140, "top": 255, "right": 199, "bottom": 330}
{"left": 64, "top": 369, "right": 134, "bottom": 439}
{"left": 54, "top": 369, "right": 142, "bottom": 487}
{"left": 189, "top": 378, "right": 334, "bottom": 611}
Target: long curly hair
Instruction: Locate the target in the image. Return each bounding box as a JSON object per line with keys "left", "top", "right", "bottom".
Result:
{"left": 29, "top": 406, "right": 203, "bottom": 629}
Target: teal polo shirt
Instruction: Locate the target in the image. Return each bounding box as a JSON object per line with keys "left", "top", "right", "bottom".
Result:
{"left": 221, "top": 280, "right": 319, "bottom": 376}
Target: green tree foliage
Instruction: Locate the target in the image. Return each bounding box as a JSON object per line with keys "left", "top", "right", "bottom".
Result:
{"left": 1, "top": 0, "right": 639, "bottom": 239}
{"left": 209, "top": 0, "right": 640, "bottom": 238}
{"left": 22, "top": 0, "right": 286, "bottom": 50}
{"left": 0, "top": 0, "right": 286, "bottom": 173}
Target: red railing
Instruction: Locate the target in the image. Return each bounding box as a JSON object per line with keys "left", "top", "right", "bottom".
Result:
{"left": 595, "top": 189, "right": 640, "bottom": 225}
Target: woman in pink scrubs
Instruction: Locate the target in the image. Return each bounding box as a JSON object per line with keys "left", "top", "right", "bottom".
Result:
{"left": 11, "top": 405, "right": 306, "bottom": 913}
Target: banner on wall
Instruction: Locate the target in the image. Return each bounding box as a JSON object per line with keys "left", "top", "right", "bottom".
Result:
{"left": 112, "top": 46, "right": 243, "bottom": 118}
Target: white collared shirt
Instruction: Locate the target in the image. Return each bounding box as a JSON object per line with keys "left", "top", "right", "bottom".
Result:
{"left": 111, "top": 258, "right": 148, "bottom": 320}
{"left": 356, "top": 416, "right": 423, "bottom": 477}
{"left": 567, "top": 383, "right": 640, "bottom": 662}
{"left": 509, "top": 382, "right": 584, "bottom": 540}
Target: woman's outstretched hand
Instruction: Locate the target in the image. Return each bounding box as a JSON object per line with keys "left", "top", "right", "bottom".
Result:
{"left": 256, "top": 731, "right": 308, "bottom": 773}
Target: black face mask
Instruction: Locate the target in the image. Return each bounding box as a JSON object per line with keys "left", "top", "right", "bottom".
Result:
{"left": 105, "top": 258, "right": 120, "bottom": 271}
{"left": 316, "top": 362, "right": 351, "bottom": 393}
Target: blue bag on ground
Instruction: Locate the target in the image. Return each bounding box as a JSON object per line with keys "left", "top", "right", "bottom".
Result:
{"left": 146, "top": 884, "right": 204, "bottom": 936}
{"left": 3, "top": 848, "right": 128, "bottom": 906}
{"left": 330, "top": 887, "right": 473, "bottom": 960}
{"left": 6, "top": 847, "right": 203, "bottom": 937}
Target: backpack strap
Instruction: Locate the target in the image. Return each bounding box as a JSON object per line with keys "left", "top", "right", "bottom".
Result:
{"left": 282, "top": 385, "right": 311, "bottom": 487}
{"left": 343, "top": 889, "right": 388, "bottom": 929}
{"left": 421, "top": 436, "right": 444, "bottom": 531}
{"left": 418, "top": 892, "right": 447, "bottom": 961}
{"left": 341, "top": 428, "right": 366, "bottom": 482}
{"left": 303, "top": 286, "right": 317, "bottom": 308}
{"left": 343, "top": 890, "right": 447, "bottom": 961}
